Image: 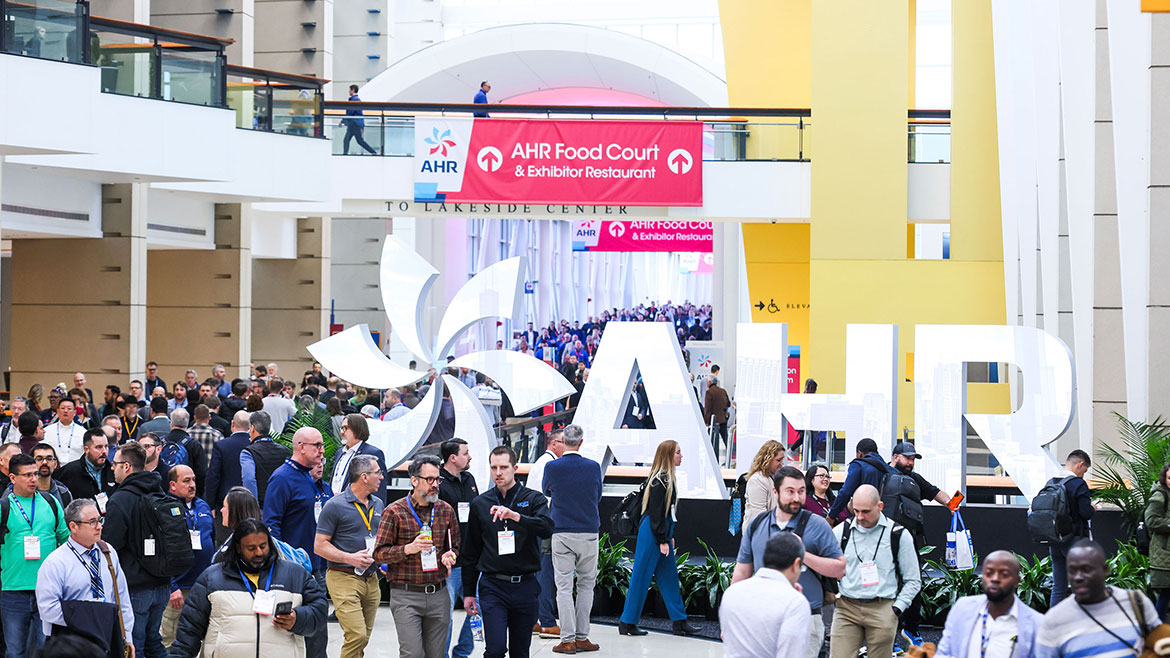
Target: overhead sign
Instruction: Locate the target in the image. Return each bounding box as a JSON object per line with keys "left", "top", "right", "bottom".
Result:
{"left": 570, "top": 220, "right": 713, "bottom": 252}
{"left": 413, "top": 118, "right": 703, "bottom": 207}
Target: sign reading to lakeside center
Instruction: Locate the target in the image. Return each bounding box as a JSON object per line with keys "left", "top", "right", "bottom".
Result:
{"left": 571, "top": 220, "right": 714, "bottom": 252}
{"left": 413, "top": 117, "right": 703, "bottom": 206}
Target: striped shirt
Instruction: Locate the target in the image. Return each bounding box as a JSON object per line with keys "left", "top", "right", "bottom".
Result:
{"left": 1037, "top": 588, "right": 1158, "bottom": 658}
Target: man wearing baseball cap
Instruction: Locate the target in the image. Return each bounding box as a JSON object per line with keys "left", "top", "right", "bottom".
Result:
{"left": 888, "top": 440, "right": 953, "bottom": 649}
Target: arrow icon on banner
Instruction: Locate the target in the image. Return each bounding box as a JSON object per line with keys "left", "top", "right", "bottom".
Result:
{"left": 667, "top": 149, "right": 693, "bottom": 174}
{"left": 477, "top": 146, "right": 502, "bottom": 172}
{"left": 754, "top": 301, "right": 765, "bottom": 311}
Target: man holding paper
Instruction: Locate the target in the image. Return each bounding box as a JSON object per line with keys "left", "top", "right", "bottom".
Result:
{"left": 374, "top": 455, "right": 459, "bottom": 658}
{"left": 314, "top": 454, "right": 386, "bottom": 658}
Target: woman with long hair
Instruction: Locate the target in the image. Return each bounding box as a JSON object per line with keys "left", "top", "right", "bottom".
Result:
{"left": 741, "top": 440, "right": 785, "bottom": 531}
{"left": 1146, "top": 462, "right": 1170, "bottom": 619}
{"left": 618, "top": 440, "right": 700, "bottom": 637}
{"left": 804, "top": 462, "right": 847, "bottom": 523}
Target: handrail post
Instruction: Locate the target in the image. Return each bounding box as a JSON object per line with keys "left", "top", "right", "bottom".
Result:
{"left": 265, "top": 78, "right": 273, "bottom": 132}
{"left": 314, "top": 89, "right": 324, "bottom": 138}
{"left": 798, "top": 116, "right": 804, "bottom": 161}
{"left": 78, "top": 0, "right": 91, "bottom": 64}
{"left": 0, "top": 0, "right": 8, "bottom": 55}
{"left": 216, "top": 51, "right": 227, "bottom": 108}
{"left": 151, "top": 40, "right": 162, "bottom": 100}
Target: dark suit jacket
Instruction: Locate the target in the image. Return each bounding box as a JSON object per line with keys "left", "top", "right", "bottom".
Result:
{"left": 337, "top": 441, "right": 389, "bottom": 504}
{"left": 205, "top": 431, "right": 251, "bottom": 509}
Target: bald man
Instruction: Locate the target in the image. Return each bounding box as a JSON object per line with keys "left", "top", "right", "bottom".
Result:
{"left": 262, "top": 426, "right": 330, "bottom": 658}
{"left": 830, "top": 485, "right": 921, "bottom": 658}
{"left": 937, "top": 551, "right": 1043, "bottom": 658}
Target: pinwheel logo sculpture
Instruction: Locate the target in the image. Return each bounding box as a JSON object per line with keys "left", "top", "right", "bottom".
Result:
{"left": 424, "top": 128, "right": 456, "bottom": 157}
{"left": 308, "top": 237, "right": 575, "bottom": 488}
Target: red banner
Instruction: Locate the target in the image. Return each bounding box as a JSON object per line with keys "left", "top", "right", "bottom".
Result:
{"left": 414, "top": 118, "right": 702, "bottom": 206}
{"left": 571, "top": 220, "right": 713, "bottom": 252}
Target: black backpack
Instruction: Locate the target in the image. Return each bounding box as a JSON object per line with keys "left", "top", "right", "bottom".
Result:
{"left": 0, "top": 491, "right": 61, "bottom": 544}
{"left": 134, "top": 492, "right": 195, "bottom": 578}
{"left": 609, "top": 478, "right": 650, "bottom": 538}
{"left": 159, "top": 435, "right": 193, "bottom": 469}
{"left": 870, "top": 456, "right": 921, "bottom": 533}
{"left": 1028, "top": 475, "right": 1075, "bottom": 545}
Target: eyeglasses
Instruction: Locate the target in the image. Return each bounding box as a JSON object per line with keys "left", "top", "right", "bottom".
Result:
{"left": 78, "top": 517, "right": 103, "bottom": 528}
{"left": 112, "top": 460, "right": 129, "bottom": 467}
{"left": 297, "top": 442, "right": 324, "bottom": 450}
{"left": 32, "top": 456, "right": 57, "bottom": 463}
{"left": 413, "top": 475, "right": 441, "bottom": 484}
{"left": 814, "top": 473, "right": 831, "bottom": 480}
{"left": 359, "top": 470, "right": 381, "bottom": 478}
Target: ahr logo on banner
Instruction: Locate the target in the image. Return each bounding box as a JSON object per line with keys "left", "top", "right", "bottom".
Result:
{"left": 476, "top": 146, "right": 502, "bottom": 172}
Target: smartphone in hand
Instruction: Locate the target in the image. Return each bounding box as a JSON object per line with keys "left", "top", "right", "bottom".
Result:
{"left": 274, "top": 601, "right": 293, "bottom": 617}
{"left": 946, "top": 491, "right": 964, "bottom": 512}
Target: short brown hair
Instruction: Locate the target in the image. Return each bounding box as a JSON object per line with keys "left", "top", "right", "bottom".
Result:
{"left": 117, "top": 441, "right": 147, "bottom": 472}
{"left": 489, "top": 445, "right": 516, "bottom": 466}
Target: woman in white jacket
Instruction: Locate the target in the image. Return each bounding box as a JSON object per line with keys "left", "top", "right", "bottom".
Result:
{"left": 740, "top": 440, "right": 785, "bottom": 532}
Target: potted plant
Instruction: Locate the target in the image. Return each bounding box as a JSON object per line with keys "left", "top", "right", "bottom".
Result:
{"left": 680, "top": 538, "right": 733, "bottom": 620}
{"left": 592, "top": 533, "right": 631, "bottom": 617}
{"left": 277, "top": 398, "right": 343, "bottom": 473}
{"left": 1093, "top": 414, "right": 1170, "bottom": 538}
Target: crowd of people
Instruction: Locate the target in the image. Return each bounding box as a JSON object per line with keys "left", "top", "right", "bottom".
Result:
{"left": 0, "top": 357, "right": 1158, "bottom": 658}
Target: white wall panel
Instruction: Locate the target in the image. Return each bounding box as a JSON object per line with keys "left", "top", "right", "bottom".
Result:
{"left": 991, "top": 0, "right": 1027, "bottom": 328}
{"left": 1032, "top": 0, "right": 1062, "bottom": 334}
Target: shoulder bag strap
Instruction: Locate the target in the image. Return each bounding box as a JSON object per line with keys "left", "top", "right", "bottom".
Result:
{"left": 840, "top": 520, "right": 853, "bottom": 552}
{"left": 1129, "top": 589, "right": 1150, "bottom": 639}
{"left": 97, "top": 540, "right": 131, "bottom": 658}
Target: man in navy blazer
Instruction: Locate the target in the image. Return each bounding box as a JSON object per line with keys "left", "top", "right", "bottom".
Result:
{"left": 936, "top": 551, "right": 1042, "bottom": 658}
{"left": 329, "top": 413, "right": 388, "bottom": 503}
{"left": 205, "top": 410, "right": 253, "bottom": 511}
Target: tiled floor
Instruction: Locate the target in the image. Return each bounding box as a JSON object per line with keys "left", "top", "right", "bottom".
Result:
{"left": 325, "top": 610, "right": 725, "bottom": 657}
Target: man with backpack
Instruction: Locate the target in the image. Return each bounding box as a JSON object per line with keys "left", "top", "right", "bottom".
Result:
{"left": 0, "top": 453, "right": 69, "bottom": 658}
{"left": 732, "top": 466, "right": 845, "bottom": 658}
{"left": 1029, "top": 449, "right": 1095, "bottom": 607}
{"left": 161, "top": 409, "right": 207, "bottom": 500}
{"left": 103, "top": 440, "right": 195, "bottom": 658}
{"left": 826, "top": 438, "right": 895, "bottom": 522}
{"left": 830, "top": 484, "right": 922, "bottom": 658}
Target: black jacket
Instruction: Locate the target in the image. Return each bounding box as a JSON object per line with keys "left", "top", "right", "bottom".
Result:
{"left": 219, "top": 396, "right": 247, "bottom": 422}
{"left": 244, "top": 438, "right": 291, "bottom": 506}
{"left": 461, "top": 483, "right": 552, "bottom": 593}
{"left": 56, "top": 456, "right": 117, "bottom": 504}
{"left": 438, "top": 467, "right": 480, "bottom": 560}
{"left": 206, "top": 431, "right": 251, "bottom": 509}
{"left": 1064, "top": 475, "right": 1095, "bottom": 537}
{"left": 643, "top": 473, "right": 678, "bottom": 544}
{"left": 166, "top": 428, "right": 207, "bottom": 499}
{"left": 103, "top": 470, "right": 170, "bottom": 589}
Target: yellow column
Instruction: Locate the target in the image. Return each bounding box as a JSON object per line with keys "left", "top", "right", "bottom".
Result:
{"left": 717, "top": 0, "right": 810, "bottom": 107}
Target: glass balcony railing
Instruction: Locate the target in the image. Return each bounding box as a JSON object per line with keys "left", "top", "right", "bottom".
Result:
{"left": 227, "top": 65, "right": 324, "bottom": 136}
{"left": 90, "top": 16, "right": 226, "bottom": 107}
{"left": 0, "top": 0, "right": 87, "bottom": 62}
{"left": 909, "top": 122, "right": 951, "bottom": 164}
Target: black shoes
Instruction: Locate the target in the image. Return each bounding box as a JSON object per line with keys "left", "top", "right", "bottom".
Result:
{"left": 671, "top": 620, "right": 700, "bottom": 636}
{"left": 618, "top": 622, "right": 648, "bottom": 636}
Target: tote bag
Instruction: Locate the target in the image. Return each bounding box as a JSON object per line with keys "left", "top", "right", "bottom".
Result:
{"left": 945, "top": 511, "right": 975, "bottom": 570}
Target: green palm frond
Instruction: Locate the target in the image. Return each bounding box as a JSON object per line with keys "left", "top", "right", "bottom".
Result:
{"left": 277, "top": 400, "right": 344, "bottom": 474}
{"left": 1093, "top": 413, "right": 1170, "bottom": 535}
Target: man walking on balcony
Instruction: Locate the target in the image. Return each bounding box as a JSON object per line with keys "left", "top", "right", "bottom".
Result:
{"left": 343, "top": 84, "right": 377, "bottom": 156}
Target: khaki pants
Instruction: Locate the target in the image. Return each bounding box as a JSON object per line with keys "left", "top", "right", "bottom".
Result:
{"left": 829, "top": 597, "right": 897, "bottom": 658}
{"left": 387, "top": 585, "right": 452, "bottom": 658}
{"left": 551, "top": 533, "right": 599, "bottom": 642}
{"left": 160, "top": 589, "right": 186, "bottom": 649}
{"left": 326, "top": 569, "right": 382, "bottom": 658}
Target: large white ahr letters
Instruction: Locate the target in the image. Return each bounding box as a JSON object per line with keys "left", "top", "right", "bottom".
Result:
{"left": 574, "top": 323, "right": 727, "bottom": 500}
{"left": 914, "top": 325, "right": 1074, "bottom": 501}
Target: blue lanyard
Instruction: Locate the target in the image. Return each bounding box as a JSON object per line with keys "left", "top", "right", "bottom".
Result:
{"left": 405, "top": 495, "right": 434, "bottom": 529}
{"left": 286, "top": 458, "right": 316, "bottom": 490}
{"left": 10, "top": 495, "right": 34, "bottom": 529}
{"left": 238, "top": 564, "right": 275, "bottom": 597}
{"left": 185, "top": 503, "right": 197, "bottom": 530}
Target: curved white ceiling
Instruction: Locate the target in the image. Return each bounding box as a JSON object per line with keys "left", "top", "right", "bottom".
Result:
{"left": 362, "top": 23, "right": 728, "bottom": 107}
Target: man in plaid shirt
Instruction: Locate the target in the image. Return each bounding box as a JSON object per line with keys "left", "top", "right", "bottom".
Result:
{"left": 187, "top": 404, "right": 223, "bottom": 471}
{"left": 374, "top": 454, "right": 459, "bottom": 658}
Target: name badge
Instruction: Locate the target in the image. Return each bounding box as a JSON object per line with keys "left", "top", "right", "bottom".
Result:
{"left": 421, "top": 547, "right": 439, "bottom": 572}
{"left": 252, "top": 590, "right": 276, "bottom": 616}
{"left": 458, "top": 502, "right": 470, "bottom": 523}
{"left": 365, "top": 535, "right": 376, "bottom": 554}
{"left": 144, "top": 538, "right": 156, "bottom": 557}
{"left": 190, "top": 530, "right": 201, "bottom": 551}
{"left": 95, "top": 492, "right": 108, "bottom": 514}
{"left": 859, "top": 560, "right": 880, "bottom": 587}
{"left": 314, "top": 500, "right": 322, "bottom": 523}
{"left": 23, "top": 536, "right": 40, "bottom": 560}
{"left": 497, "top": 530, "right": 516, "bottom": 556}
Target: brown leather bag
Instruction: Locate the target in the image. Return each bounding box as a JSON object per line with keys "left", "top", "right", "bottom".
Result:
{"left": 97, "top": 541, "right": 132, "bottom": 658}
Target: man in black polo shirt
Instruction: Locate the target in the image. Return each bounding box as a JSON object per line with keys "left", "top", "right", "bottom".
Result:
{"left": 462, "top": 446, "right": 552, "bottom": 658}
{"left": 439, "top": 438, "right": 479, "bottom": 658}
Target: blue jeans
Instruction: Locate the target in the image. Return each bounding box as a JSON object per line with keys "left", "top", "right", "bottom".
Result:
{"left": 620, "top": 517, "right": 686, "bottom": 624}
{"left": 446, "top": 567, "right": 474, "bottom": 658}
{"left": 1, "top": 591, "right": 43, "bottom": 658}
{"left": 1050, "top": 542, "right": 1072, "bottom": 607}
{"left": 129, "top": 585, "right": 169, "bottom": 658}
{"left": 537, "top": 552, "right": 558, "bottom": 627}
{"left": 479, "top": 576, "right": 539, "bottom": 658}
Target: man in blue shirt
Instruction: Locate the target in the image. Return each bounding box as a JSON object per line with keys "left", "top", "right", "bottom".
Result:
{"left": 542, "top": 424, "right": 603, "bottom": 654}
{"left": 342, "top": 84, "right": 377, "bottom": 155}
{"left": 473, "top": 81, "right": 491, "bottom": 117}
{"left": 160, "top": 465, "right": 214, "bottom": 650}
{"left": 262, "top": 426, "right": 328, "bottom": 658}
{"left": 827, "top": 438, "right": 895, "bottom": 522}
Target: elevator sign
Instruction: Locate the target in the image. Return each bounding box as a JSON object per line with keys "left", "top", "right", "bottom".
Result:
{"left": 413, "top": 118, "right": 703, "bottom": 206}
